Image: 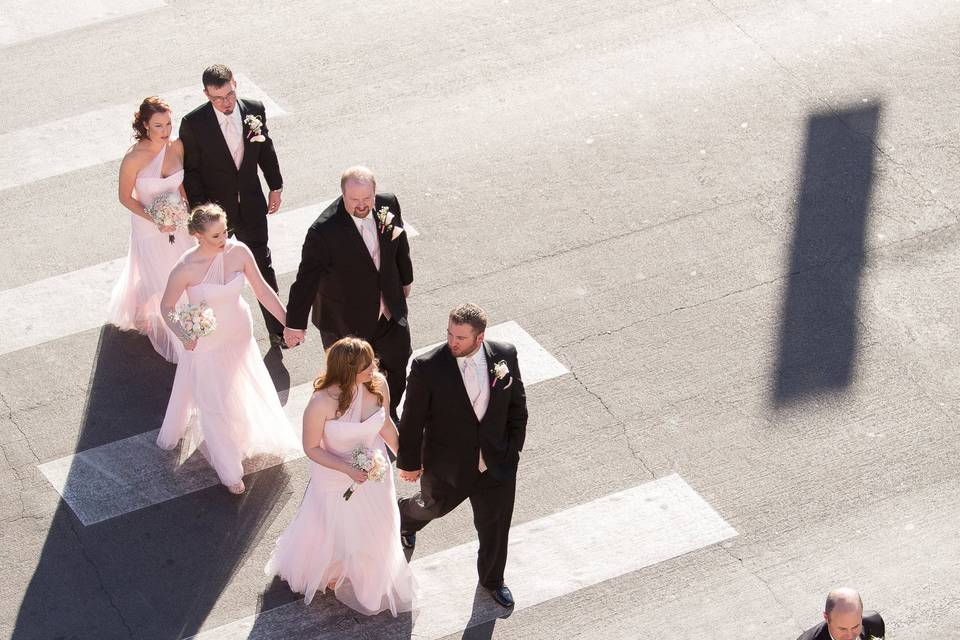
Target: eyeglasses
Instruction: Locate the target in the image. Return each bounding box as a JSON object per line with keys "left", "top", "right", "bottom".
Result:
{"left": 207, "top": 90, "right": 236, "bottom": 104}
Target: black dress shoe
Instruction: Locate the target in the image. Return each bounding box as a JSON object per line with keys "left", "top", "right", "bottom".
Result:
{"left": 269, "top": 333, "right": 289, "bottom": 349}
{"left": 400, "top": 531, "right": 416, "bottom": 549}
{"left": 489, "top": 585, "right": 514, "bottom": 607}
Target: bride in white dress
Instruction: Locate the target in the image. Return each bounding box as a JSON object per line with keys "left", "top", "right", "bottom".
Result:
{"left": 107, "top": 96, "right": 194, "bottom": 363}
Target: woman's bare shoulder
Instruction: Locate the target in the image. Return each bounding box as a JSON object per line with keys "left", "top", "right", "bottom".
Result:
{"left": 306, "top": 388, "right": 339, "bottom": 419}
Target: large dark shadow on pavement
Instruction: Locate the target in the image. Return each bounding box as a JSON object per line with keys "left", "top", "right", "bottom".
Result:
{"left": 13, "top": 326, "right": 292, "bottom": 639}
{"left": 773, "top": 103, "right": 881, "bottom": 406}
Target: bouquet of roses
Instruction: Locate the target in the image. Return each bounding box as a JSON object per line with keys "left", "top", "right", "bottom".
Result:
{"left": 167, "top": 302, "right": 217, "bottom": 342}
{"left": 343, "top": 444, "right": 388, "bottom": 500}
{"left": 146, "top": 191, "right": 189, "bottom": 243}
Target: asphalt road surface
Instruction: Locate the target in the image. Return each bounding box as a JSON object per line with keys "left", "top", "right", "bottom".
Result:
{"left": 1, "top": 1, "right": 958, "bottom": 638}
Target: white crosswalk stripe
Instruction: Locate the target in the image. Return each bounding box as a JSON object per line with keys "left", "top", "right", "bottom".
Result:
{"left": 0, "top": 73, "right": 284, "bottom": 192}
{"left": 187, "top": 474, "right": 736, "bottom": 639}
{"left": 0, "top": 200, "right": 418, "bottom": 356}
{"left": 37, "top": 321, "right": 566, "bottom": 525}
{"left": 0, "top": 0, "right": 166, "bottom": 47}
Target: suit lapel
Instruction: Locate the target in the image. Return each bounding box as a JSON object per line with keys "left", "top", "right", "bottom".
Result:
{"left": 481, "top": 342, "right": 506, "bottom": 425}
{"left": 483, "top": 342, "right": 497, "bottom": 389}
{"left": 334, "top": 202, "right": 379, "bottom": 273}
{"left": 203, "top": 102, "right": 238, "bottom": 172}
{"left": 373, "top": 194, "right": 391, "bottom": 248}
{"left": 237, "top": 98, "right": 251, "bottom": 171}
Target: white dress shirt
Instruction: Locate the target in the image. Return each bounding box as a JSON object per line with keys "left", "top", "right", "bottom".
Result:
{"left": 458, "top": 346, "right": 490, "bottom": 472}
{"left": 351, "top": 212, "right": 389, "bottom": 319}
{"left": 215, "top": 106, "right": 244, "bottom": 168}
{"left": 457, "top": 346, "right": 490, "bottom": 420}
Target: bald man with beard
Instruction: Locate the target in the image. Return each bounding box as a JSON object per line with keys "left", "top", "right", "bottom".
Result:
{"left": 796, "top": 588, "right": 885, "bottom": 640}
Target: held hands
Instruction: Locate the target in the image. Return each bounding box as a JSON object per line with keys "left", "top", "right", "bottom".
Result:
{"left": 159, "top": 224, "right": 177, "bottom": 233}
{"left": 398, "top": 468, "right": 422, "bottom": 483}
{"left": 283, "top": 327, "right": 305, "bottom": 348}
{"left": 267, "top": 190, "right": 282, "bottom": 214}
{"left": 182, "top": 338, "right": 198, "bottom": 351}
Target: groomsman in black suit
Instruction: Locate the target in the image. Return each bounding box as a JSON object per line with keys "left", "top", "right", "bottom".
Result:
{"left": 180, "top": 64, "right": 286, "bottom": 347}
{"left": 397, "top": 303, "right": 528, "bottom": 608}
{"left": 796, "top": 588, "right": 885, "bottom": 640}
{"left": 284, "top": 166, "right": 414, "bottom": 422}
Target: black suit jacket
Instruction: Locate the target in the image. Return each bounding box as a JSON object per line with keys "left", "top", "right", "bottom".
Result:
{"left": 796, "top": 611, "right": 885, "bottom": 640}
{"left": 398, "top": 340, "right": 528, "bottom": 488}
{"left": 285, "top": 194, "right": 414, "bottom": 337}
{"left": 179, "top": 99, "right": 282, "bottom": 235}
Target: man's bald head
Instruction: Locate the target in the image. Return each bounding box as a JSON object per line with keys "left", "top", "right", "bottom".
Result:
{"left": 823, "top": 588, "right": 865, "bottom": 640}
{"left": 825, "top": 588, "right": 863, "bottom": 615}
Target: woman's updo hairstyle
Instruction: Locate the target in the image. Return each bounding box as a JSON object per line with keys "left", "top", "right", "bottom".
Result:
{"left": 188, "top": 203, "right": 228, "bottom": 235}
{"left": 132, "top": 96, "right": 171, "bottom": 141}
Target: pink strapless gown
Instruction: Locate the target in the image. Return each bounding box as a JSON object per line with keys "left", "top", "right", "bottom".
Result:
{"left": 156, "top": 241, "right": 300, "bottom": 486}
{"left": 107, "top": 143, "right": 194, "bottom": 363}
{"left": 265, "top": 385, "right": 416, "bottom": 616}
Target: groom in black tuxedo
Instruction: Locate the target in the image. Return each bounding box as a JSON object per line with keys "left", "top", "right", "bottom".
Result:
{"left": 796, "top": 588, "right": 885, "bottom": 640}
{"left": 397, "top": 303, "right": 528, "bottom": 608}
{"left": 284, "top": 166, "right": 414, "bottom": 422}
{"left": 180, "top": 64, "right": 286, "bottom": 346}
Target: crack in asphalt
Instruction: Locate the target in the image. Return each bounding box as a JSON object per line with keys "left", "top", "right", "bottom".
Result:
{"left": 0, "top": 390, "right": 41, "bottom": 464}
{"left": 418, "top": 198, "right": 755, "bottom": 297}
{"left": 563, "top": 363, "right": 655, "bottom": 480}
{"left": 65, "top": 516, "right": 136, "bottom": 639}
{"left": 719, "top": 545, "right": 803, "bottom": 633}
{"left": 555, "top": 275, "right": 782, "bottom": 352}
{"left": 555, "top": 215, "right": 960, "bottom": 353}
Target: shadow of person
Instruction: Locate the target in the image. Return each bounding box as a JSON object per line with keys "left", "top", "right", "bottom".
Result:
{"left": 461, "top": 583, "right": 512, "bottom": 639}
{"left": 263, "top": 345, "right": 291, "bottom": 406}
{"left": 12, "top": 326, "right": 293, "bottom": 639}
{"left": 243, "top": 579, "right": 414, "bottom": 639}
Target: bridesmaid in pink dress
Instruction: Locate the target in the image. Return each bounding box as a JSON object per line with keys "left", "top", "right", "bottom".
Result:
{"left": 265, "top": 337, "right": 416, "bottom": 616}
{"left": 156, "top": 204, "right": 300, "bottom": 494}
{"left": 108, "top": 96, "right": 194, "bottom": 363}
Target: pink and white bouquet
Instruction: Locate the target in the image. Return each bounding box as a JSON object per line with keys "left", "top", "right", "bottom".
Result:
{"left": 167, "top": 302, "right": 217, "bottom": 342}
{"left": 146, "top": 191, "right": 189, "bottom": 243}
{"left": 343, "top": 444, "right": 388, "bottom": 500}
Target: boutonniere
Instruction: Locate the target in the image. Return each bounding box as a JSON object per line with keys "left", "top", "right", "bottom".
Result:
{"left": 374, "top": 205, "right": 405, "bottom": 240}
{"left": 491, "top": 360, "right": 512, "bottom": 388}
{"left": 243, "top": 115, "right": 266, "bottom": 142}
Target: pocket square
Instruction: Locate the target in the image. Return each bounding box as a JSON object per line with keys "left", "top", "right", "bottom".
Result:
{"left": 391, "top": 226, "right": 405, "bottom": 241}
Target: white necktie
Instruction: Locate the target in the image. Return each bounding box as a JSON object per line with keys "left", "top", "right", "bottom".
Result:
{"left": 224, "top": 115, "right": 242, "bottom": 169}
{"left": 359, "top": 217, "right": 390, "bottom": 320}
{"left": 463, "top": 358, "right": 488, "bottom": 472}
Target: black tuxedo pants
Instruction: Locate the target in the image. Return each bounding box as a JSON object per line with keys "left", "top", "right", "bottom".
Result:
{"left": 229, "top": 224, "right": 283, "bottom": 337}
{"left": 399, "top": 471, "right": 516, "bottom": 589}
{"left": 322, "top": 316, "right": 411, "bottom": 424}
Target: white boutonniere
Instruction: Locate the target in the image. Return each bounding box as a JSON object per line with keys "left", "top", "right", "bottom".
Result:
{"left": 491, "top": 360, "right": 512, "bottom": 389}
{"left": 243, "top": 115, "right": 266, "bottom": 142}
{"left": 374, "top": 205, "right": 404, "bottom": 240}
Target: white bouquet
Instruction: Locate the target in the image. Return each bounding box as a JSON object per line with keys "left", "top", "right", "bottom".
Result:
{"left": 146, "top": 191, "right": 189, "bottom": 243}
{"left": 167, "top": 302, "right": 217, "bottom": 342}
{"left": 343, "top": 444, "right": 388, "bottom": 500}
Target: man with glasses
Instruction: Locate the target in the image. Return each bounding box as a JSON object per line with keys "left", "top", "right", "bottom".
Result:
{"left": 180, "top": 64, "right": 287, "bottom": 347}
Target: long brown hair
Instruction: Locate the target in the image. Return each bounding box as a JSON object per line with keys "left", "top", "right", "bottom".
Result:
{"left": 313, "top": 337, "right": 385, "bottom": 416}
